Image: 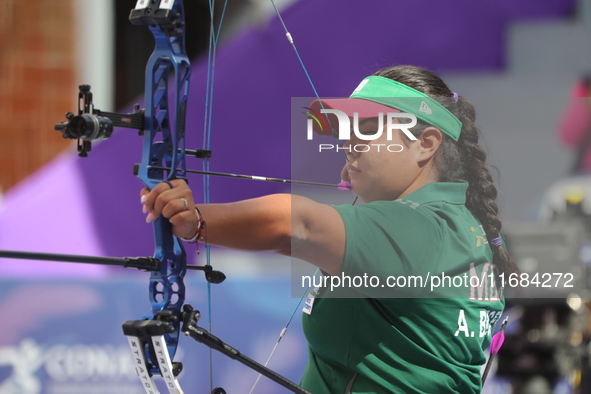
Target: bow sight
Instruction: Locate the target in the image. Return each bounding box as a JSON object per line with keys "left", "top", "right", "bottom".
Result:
{"left": 54, "top": 85, "right": 144, "bottom": 157}
{"left": 54, "top": 3, "right": 187, "bottom": 158}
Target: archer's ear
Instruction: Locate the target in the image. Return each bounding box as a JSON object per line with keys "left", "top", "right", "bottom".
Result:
{"left": 416, "top": 127, "right": 443, "bottom": 162}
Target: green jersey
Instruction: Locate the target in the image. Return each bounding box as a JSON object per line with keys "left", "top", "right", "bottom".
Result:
{"left": 300, "top": 182, "right": 504, "bottom": 393}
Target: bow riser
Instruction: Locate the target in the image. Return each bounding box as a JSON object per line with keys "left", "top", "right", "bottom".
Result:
{"left": 131, "top": 0, "right": 191, "bottom": 372}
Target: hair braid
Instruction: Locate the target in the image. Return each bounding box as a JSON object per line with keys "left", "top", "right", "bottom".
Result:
{"left": 454, "top": 97, "right": 518, "bottom": 275}
{"left": 373, "top": 65, "right": 519, "bottom": 275}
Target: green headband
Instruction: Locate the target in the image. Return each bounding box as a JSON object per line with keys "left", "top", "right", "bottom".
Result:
{"left": 349, "top": 76, "right": 462, "bottom": 141}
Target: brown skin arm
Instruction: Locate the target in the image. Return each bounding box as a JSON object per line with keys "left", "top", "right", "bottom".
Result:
{"left": 140, "top": 180, "right": 346, "bottom": 275}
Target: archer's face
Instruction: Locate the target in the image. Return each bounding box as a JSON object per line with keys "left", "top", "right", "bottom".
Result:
{"left": 343, "top": 118, "right": 423, "bottom": 203}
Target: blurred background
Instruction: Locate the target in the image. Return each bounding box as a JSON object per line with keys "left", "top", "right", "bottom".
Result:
{"left": 2, "top": 0, "right": 591, "bottom": 393}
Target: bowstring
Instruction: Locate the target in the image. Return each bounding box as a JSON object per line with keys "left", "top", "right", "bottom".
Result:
{"left": 203, "top": 0, "right": 229, "bottom": 392}
{"left": 269, "top": 0, "right": 345, "bottom": 147}
{"left": 203, "top": 1, "right": 355, "bottom": 392}
{"left": 247, "top": 272, "right": 318, "bottom": 394}
{"left": 249, "top": 1, "right": 356, "bottom": 392}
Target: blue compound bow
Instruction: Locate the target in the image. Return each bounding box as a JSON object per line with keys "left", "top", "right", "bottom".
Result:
{"left": 50, "top": 1, "right": 312, "bottom": 393}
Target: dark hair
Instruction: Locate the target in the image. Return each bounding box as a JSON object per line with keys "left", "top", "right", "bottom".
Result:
{"left": 373, "top": 65, "right": 518, "bottom": 275}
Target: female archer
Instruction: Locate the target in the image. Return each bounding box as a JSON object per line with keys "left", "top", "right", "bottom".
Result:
{"left": 140, "top": 65, "right": 517, "bottom": 393}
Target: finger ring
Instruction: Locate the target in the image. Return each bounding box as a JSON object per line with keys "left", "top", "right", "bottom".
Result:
{"left": 180, "top": 198, "right": 188, "bottom": 211}
{"left": 164, "top": 180, "right": 174, "bottom": 189}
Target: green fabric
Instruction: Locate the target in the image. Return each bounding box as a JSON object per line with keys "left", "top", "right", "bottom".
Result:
{"left": 300, "top": 182, "right": 505, "bottom": 393}
{"left": 349, "top": 76, "right": 463, "bottom": 141}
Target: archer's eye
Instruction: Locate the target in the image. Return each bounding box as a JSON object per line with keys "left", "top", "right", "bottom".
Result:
{"left": 360, "top": 130, "right": 379, "bottom": 136}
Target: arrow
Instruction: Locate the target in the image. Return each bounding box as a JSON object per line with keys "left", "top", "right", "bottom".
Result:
{"left": 139, "top": 164, "right": 352, "bottom": 190}
{"left": 482, "top": 317, "right": 509, "bottom": 384}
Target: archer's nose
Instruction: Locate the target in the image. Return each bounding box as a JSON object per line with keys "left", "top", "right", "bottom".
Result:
{"left": 342, "top": 138, "right": 361, "bottom": 159}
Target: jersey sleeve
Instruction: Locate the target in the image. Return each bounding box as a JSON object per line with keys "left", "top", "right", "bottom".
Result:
{"left": 331, "top": 201, "right": 444, "bottom": 297}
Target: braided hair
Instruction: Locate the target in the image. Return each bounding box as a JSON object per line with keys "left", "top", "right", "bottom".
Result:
{"left": 373, "top": 65, "right": 518, "bottom": 275}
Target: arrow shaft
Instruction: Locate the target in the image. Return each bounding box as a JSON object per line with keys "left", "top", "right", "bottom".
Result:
{"left": 146, "top": 165, "right": 350, "bottom": 189}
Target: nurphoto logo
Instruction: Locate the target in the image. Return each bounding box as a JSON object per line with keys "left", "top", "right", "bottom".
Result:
{"left": 305, "top": 108, "right": 417, "bottom": 153}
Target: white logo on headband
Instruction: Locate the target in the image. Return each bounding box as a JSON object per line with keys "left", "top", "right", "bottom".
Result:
{"left": 420, "top": 101, "right": 432, "bottom": 115}
{"left": 351, "top": 79, "right": 370, "bottom": 95}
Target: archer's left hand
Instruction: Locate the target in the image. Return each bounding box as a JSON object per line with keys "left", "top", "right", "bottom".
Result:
{"left": 140, "top": 180, "right": 200, "bottom": 240}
